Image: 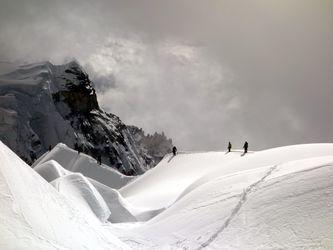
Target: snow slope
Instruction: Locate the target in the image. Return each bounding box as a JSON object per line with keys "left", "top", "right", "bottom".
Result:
{"left": 3, "top": 140, "right": 333, "bottom": 249}
{"left": 34, "top": 157, "right": 137, "bottom": 223}
{"left": 120, "top": 151, "right": 241, "bottom": 213}
{"left": 89, "top": 179, "right": 137, "bottom": 223}
{"left": 115, "top": 145, "right": 333, "bottom": 249}
{"left": 129, "top": 155, "right": 333, "bottom": 249}
{"left": 0, "top": 141, "right": 128, "bottom": 249}
{"left": 120, "top": 144, "right": 333, "bottom": 215}
{"left": 51, "top": 173, "right": 111, "bottom": 222}
{"left": 34, "top": 143, "right": 133, "bottom": 189}
{"left": 34, "top": 160, "right": 69, "bottom": 182}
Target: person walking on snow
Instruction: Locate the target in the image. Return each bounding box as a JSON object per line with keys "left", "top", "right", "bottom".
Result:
{"left": 227, "top": 142, "right": 232, "bottom": 153}
{"left": 243, "top": 141, "right": 248, "bottom": 154}
{"left": 172, "top": 146, "right": 177, "bottom": 156}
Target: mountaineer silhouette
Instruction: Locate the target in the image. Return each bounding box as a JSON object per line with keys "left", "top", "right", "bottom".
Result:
{"left": 227, "top": 142, "right": 232, "bottom": 153}
{"left": 243, "top": 141, "right": 249, "bottom": 154}
{"left": 172, "top": 146, "right": 177, "bottom": 156}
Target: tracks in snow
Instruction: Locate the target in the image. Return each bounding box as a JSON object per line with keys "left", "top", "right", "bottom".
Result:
{"left": 197, "top": 165, "right": 278, "bottom": 249}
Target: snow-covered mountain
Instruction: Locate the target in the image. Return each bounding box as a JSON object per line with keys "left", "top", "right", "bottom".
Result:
{"left": 0, "top": 61, "right": 172, "bottom": 174}
{"left": 2, "top": 141, "right": 333, "bottom": 249}
{"left": 1, "top": 61, "right": 332, "bottom": 250}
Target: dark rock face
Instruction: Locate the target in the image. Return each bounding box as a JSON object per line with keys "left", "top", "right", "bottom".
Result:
{"left": 53, "top": 64, "right": 99, "bottom": 113}
{"left": 0, "top": 61, "right": 172, "bottom": 175}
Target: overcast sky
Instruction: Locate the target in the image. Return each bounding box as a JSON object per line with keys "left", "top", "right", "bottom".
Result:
{"left": 1, "top": 0, "right": 333, "bottom": 150}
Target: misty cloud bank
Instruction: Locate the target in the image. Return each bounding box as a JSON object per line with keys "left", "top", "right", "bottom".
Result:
{"left": 1, "top": 0, "right": 333, "bottom": 150}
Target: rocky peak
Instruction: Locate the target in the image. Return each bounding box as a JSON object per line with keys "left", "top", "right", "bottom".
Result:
{"left": 52, "top": 61, "right": 99, "bottom": 114}
{"left": 0, "top": 61, "right": 172, "bottom": 175}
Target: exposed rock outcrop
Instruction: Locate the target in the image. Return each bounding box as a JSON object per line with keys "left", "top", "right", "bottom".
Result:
{"left": 0, "top": 61, "right": 172, "bottom": 175}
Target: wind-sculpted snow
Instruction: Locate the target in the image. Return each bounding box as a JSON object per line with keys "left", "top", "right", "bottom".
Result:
{"left": 120, "top": 151, "right": 241, "bottom": 213}
{"left": 34, "top": 143, "right": 133, "bottom": 189}
{"left": 119, "top": 150, "right": 333, "bottom": 249}
{"left": 0, "top": 141, "right": 129, "bottom": 249}
{"left": 110, "top": 144, "right": 333, "bottom": 249}
{"left": 34, "top": 160, "right": 69, "bottom": 182}
{"left": 3, "top": 141, "right": 333, "bottom": 249}
{"left": 89, "top": 179, "right": 137, "bottom": 223}
{"left": 51, "top": 173, "right": 111, "bottom": 222}
{"left": 120, "top": 144, "right": 333, "bottom": 216}
{"left": 33, "top": 147, "right": 138, "bottom": 223}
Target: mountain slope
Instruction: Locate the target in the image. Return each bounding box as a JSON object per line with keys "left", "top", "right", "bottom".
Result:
{"left": 115, "top": 145, "right": 333, "bottom": 249}
{"left": 0, "top": 61, "right": 172, "bottom": 174}
{"left": 0, "top": 140, "right": 128, "bottom": 249}
{"left": 2, "top": 141, "right": 333, "bottom": 249}
{"left": 33, "top": 146, "right": 138, "bottom": 223}
{"left": 120, "top": 144, "right": 333, "bottom": 215}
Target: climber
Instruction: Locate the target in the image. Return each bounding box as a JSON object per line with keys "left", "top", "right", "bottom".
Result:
{"left": 172, "top": 146, "right": 177, "bottom": 156}
{"left": 243, "top": 141, "right": 248, "bottom": 154}
{"left": 97, "top": 155, "right": 102, "bottom": 165}
{"left": 227, "top": 142, "right": 232, "bottom": 153}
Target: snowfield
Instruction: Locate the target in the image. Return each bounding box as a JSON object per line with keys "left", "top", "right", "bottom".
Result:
{"left": 1, "top": 141, "right": 333, "bottom": 249}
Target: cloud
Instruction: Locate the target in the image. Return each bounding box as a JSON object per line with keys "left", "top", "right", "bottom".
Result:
{"left": 85, "top": 37, "right": 236, "bottom": 150}
{"left": 1, "top": 0, "right": 333, "bottom": 150}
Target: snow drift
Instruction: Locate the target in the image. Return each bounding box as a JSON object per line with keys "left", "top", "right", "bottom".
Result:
{"left": 134, "top": 155, "right": 333, "bottom": 249}
{"left": 34, "top": 143, "right": 133, "bottom": 189}
{"left": 34, "top": 159, "right": 69, "bottom": 182}
{"left": 0, "top": 140, "right": 128, "bottom": 249}
{"left": 115, "top": 144, "right": 333, "bottom": 249}
{"left": 89, "top": 179, "right": 137, "bottom": 223}
{"left": 34, "top": 147, "right": 137, "bottom": 223}
{"left": 3, "top": 139, "right": 333, "bottom": 249}
{"left": 120, "top": 144, "right": 333, "bottom": 214}
{"left": 52, "top": 173, "right": 111, "bottom": 222}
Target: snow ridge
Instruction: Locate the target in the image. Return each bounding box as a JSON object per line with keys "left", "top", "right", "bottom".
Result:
{"left": 3, "top": 138, "right": 333, "bottom": 249}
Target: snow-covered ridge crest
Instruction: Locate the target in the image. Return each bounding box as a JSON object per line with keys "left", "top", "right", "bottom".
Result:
{"left": 0, "top": 60, "right": 86, "bottom": 90}
{"left": 32, "top": 145, "right": 138, "bottom": 223}
{"left": 0, "top": 60, "right": 172, "bottom": 175}
{"left": 33, "top": 143, "right": 133, "bottom": 189}
{"left": 2, "top": 139, "right": 333, "bottom": 249}
{"left": 117, "top": 144, "right": 333, "bottom": 249}
{"left": 0, "top": 140, "right": 129, "bottom": 249}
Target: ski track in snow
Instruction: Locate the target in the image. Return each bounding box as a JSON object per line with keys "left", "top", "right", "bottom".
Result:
{"left": 189, "top": 194, "right": 241, "bottom": 211}
{"left": 196, "top": 165, "right": 278, "bottom": 249}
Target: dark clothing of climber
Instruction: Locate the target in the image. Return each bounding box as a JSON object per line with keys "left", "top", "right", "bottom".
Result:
{"left": 228, "top": 142, "right": 232, "bottom": 153}
{"left": 172, "top": 146, "right": 177, "bottom": 156}
{"left": 243, "top": 141, "right": 249, "bottom": 154}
